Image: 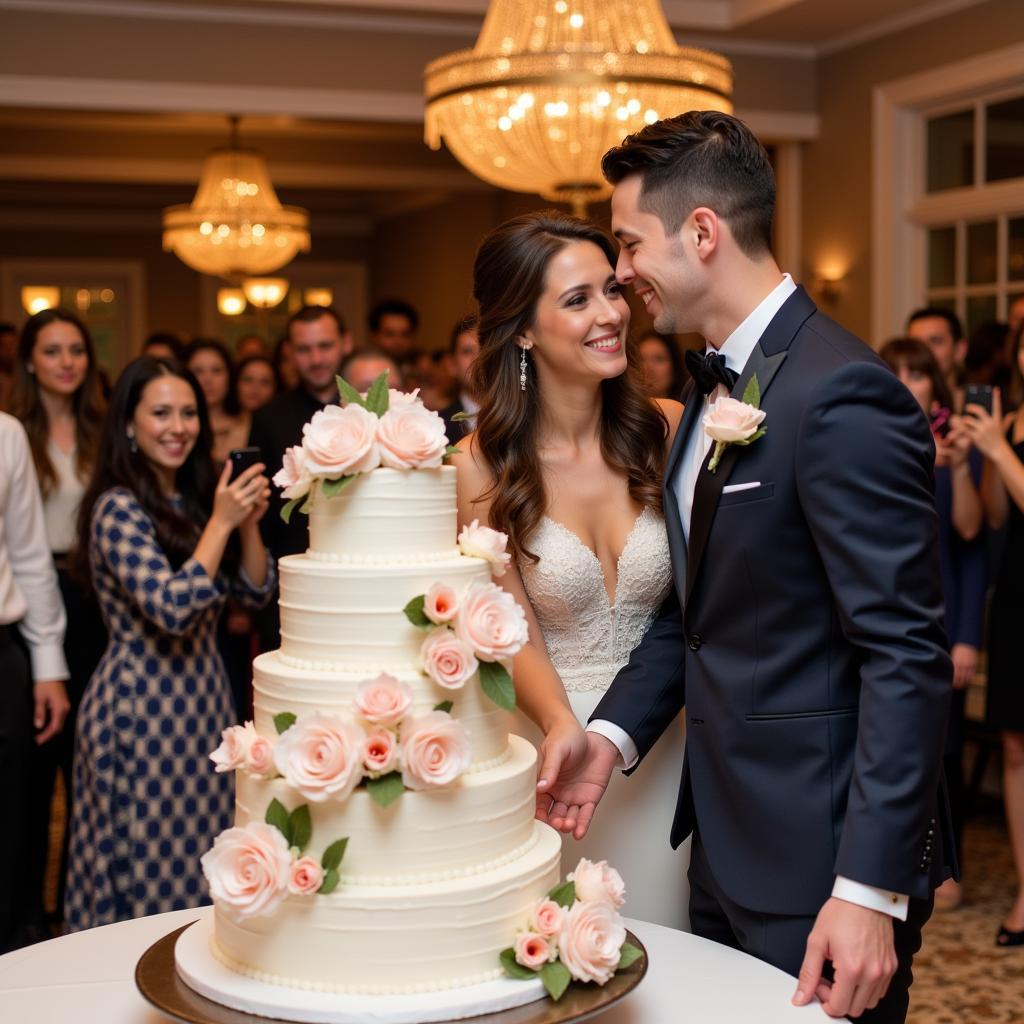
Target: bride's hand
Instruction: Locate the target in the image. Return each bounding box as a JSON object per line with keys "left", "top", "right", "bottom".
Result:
{"left": 536, "top": 729, "right": 619, "bottom": 841}
{"left": 537, "top": 716, "right": 588, "bottom": 795}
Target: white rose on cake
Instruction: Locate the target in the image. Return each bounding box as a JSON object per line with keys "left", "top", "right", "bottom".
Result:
{"left": 568, "top": 858, "right": 626, "bottom": 908}
{"left": 209, "top": 722, "right": 256, "bottom": 773}
{"left": 557, "top": 900, "right": 627, "bottom": 985}
{"left": 455, "top": 581, "right": 529, "bottom": 661}
{"left": 272, "top": 713, "right": 364, "bottom": 803}
{"left": 200, "top": 821, "right": 291, "bottom": 918}
{"left": 302, "top": 404, "right": 381, "bottom": 478}
{"left": 400, "top": 711, "right": 471, "bottom": 790}
{"left": 377, "top": 401, "right": 448, "bottom": 469}
{"left": 273, "top": 445, "right": 312, "bottom": 499}
{"left": 458, "top": 520, "right": 511, "bottom": 577}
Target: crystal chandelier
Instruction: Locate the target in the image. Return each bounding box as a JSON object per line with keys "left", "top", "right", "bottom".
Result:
{"left": 424, "top": 0, "right": 732, "bottom": 215}
{"left": 162, "top": 118, "right": 310, "bottom": 279}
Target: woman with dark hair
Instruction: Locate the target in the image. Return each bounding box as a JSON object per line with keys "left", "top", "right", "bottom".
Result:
{"left": 637, "top": 329, "right": 687, "bottom": 398}
{"left": 185, "top": 339, "right": 247, "bottom": 465}
{"left": 880, "top": 337, "right": 986, "bottom": 913}
{"left": 454, "top": 211, "right": 688, "bottom": 928}
{"left": 10, "top": 308, "right": 109, "bottom": 931}
{"left": 235, "top": 354, "right": 280, "bottom": 414}
{"left": 64, "top": 357, "right": 273, "bottom": 931}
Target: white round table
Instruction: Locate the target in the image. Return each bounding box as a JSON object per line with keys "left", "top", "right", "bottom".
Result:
{"left": 0, "top": 908, "right": 831, "bottom": 1023}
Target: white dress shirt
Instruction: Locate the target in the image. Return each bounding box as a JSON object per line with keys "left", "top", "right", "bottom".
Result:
{"left": 0, "top": 413, "right": 69, "bottom": 682}
{"left": 589, "top": 276, "right": 908, "bottom": 920}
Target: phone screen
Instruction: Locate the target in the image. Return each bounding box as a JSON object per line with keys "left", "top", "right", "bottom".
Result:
{"left": 964, "top": 385, "right": 993, "bottom": 415}
{"left": 228, "top": 446, "right": 263, "bottom": 482}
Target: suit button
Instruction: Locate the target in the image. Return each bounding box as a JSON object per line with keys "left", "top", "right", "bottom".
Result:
{"left": 688, "top": 634, "right": 703, "bottom": 651}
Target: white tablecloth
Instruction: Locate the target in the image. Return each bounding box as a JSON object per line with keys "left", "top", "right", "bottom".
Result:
{"left": 0, "top": 908, "right": 830, "bottom": 1023}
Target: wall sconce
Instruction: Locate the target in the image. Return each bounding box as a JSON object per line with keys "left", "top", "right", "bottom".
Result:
{"left": 304, "top": 288, "right": 333, "bottom": 307}
{"left": 217, "top": 288, "right": 247, "bottom": 316}
{"left": 813, "top": 267, "right": 846, "bottom": 305}
{"left": 242, "top": 278, "right": 289, "bottom": 309}
{"left": 21, "top": 286, "right": 61, "bottom": 315}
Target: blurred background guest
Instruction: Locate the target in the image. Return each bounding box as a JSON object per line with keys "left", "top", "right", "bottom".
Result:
{"left": 441, "top": 314, "right": 480, "bottom": 442}
{"left": 234, "top": 333, "right": 268, "bottom": 362}
{"left": 141, "top": 332, "right": 184, "bottom": 364}
{"left": 10, "top": 308, "right": 108, "bottom": 935}
{"left": 965, "top": 321, "right": 1011, "bottom": 393}
{"left": 881, "top": 337, "right": 986, "bottom": 912}
{"left": 0, "top": 321, "right": 16, "bottom": 410}
{"left": 235, "top": 354, "right": 280, "bottom": 415}
{"left": 637, "top": 329, "right": 688, "bottom": 399}
{"left": 907, "top": 306, "right": 967, "bottom": 410}
{"left": 185, "top": 339, "right": 247, "bottom": 466}
{"left": 1009, "top": 296, "right": 1024, "bottom": 338}
{"left": 339, "top": 347, "right": 401, "bottom": 393}
{"left": 406, "top": 348, "right": 455, "bottom": 410}
{"left": 368, "top": 298, "right": 418, "bottom": 369}
{"left": 65, "top": 356, "right": 273, "bottom": 931}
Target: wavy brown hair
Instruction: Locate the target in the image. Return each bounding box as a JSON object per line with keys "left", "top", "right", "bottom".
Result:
{"left": 470, "top": 211, "right": 667, "bottom": 564}
{"left": 11, "top": 308, "right": 107, "bottom": 499}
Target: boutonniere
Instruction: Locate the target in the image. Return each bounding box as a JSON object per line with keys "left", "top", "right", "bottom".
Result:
{"left": 702, "top": 374, "right": 767, "bottom": 474}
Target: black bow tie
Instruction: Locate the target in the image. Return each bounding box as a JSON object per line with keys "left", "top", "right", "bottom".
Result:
{"left": 685, "top": 349, "right": 739, "bottom": 397}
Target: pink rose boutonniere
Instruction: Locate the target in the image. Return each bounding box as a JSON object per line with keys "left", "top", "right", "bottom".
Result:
{"left": 703, "top": 374, "right": 767, "bottom": 473}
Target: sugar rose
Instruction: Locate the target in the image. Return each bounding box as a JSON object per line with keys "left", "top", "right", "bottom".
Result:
{"left": 388, "top": 388, "right": 419, "bottom": 408}
{"left": 246, "top": 732, "right": 275, "bottom": 776}
{"left": 302, "top": 404, "right": 381, "bottom": 478}
{"left": 514, "top": 932, "right": 553, "bottom": 971}
{"left": 455, "top": 581, "right": 529, "bottom": 662}
{"left": 200, "top": 821, "right": 291, "bottom": 918}
{"left": 377, "top": 402, "right": 448, "bottom": 469}
{"left": 424, "top": 583, "right": 459, "bottom": 623}
{"left": 420, "top": 628, "right": 478, "bottom": 690}
{"left": 209, "top": 722, "right": 254, "bottom": 773}
{"left": 354, "top": 674, "right": 413, "bottom": 726}
{"left": 287, "top": 856, "right": 324, "bottom": 896}
{"left": 273, "top": 445, "right": 312, "bottom": 500}
{"left": 702, "top": 397, "right": 766, "bottom": 443}
{"left": 362, "top": 727, "right": 399, "bottom": 777}
{"left": 569, "top": 858, "right": 626, "bottom": 909}
{"left": 531, "top": 897, "right": 565, "bottom": 938}
{"left": 558, "top": 900, "right": 627, "bottom": 985}
{"left": 458, "top": 520, "right": 511, "bottom": 578}
{"left": 272, "top": 713, "right": 364, "bottom": 803}
{"left": 400, "top": 711, "right": 471, "bottom": 790}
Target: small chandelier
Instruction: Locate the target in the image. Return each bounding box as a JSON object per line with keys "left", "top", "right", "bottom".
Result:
{"left": 163, "top": 117, "right": 310, "bottom": 279}
{"left": 424, "top": 0, "right": 732, "bottom": 216}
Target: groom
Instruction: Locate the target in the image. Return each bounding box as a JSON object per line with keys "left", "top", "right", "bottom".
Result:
{"left": 537, "top": 112, "right": 953, "bottom": 1022}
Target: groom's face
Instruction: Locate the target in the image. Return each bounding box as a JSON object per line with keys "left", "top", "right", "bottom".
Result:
{"left": 611, "top": 175, "right": 698, "bottom": 335}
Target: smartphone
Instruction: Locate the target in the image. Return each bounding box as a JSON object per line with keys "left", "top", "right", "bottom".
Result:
{"left": 228, "top": 446, "right": 263, "bottom": 482}
{"left": 929, "top": 407, "right": 952, "bottom": 440}
{"left": 964, "top": 384, "right": 993, "bottom": 415}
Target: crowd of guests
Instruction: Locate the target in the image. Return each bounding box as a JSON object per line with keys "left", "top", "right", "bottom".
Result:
{"left": 0, "top": 290, "right": 1023, "bottom": 951}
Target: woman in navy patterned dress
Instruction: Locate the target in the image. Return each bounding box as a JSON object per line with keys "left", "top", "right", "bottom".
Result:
{"left": 65, "top": 357, "right": 274, "bottom": 931}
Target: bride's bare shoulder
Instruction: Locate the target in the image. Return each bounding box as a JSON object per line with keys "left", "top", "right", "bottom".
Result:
{"left": 654, "top": 397, "right": 685, "bottom": 447}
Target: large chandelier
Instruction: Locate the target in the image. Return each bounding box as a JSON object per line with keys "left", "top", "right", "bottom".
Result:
{"left": 162, "top": 118, "right": 310, "bottom": 279}
{"left": 424, "top": 0, "right": 732, "bottom": 215}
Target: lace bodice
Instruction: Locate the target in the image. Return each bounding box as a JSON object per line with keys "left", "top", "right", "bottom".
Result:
{"left": 518, "top": 506, "right": 674, "bottom": 692}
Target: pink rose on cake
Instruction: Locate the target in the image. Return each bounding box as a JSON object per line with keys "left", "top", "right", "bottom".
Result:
{"left": 354, "top": 674, "right": 413, "bottom": 726}
{"left": 424, "top": 582, "right": 459, "bottom": 623}
{"left": 455, "top": 581, "right": 529, "bottom": 662}
{"left": 287, "top": 856, "right": 325, "bottom": 896}
{"left": 273, "top": 445, "right": 312, "bottom": 500}
{"left": 376, "top": 401, "right": 448, "bottom": 469}
{"left": 362, "top": 728, "right": 399, "bottom": 777}
{"left": 458, "top": 520, "right": 511, "bottom": 578}
{"left": 247, "top": 732, "right": 275, "bottom": 776}
{"left": 302, "top": 404, "right": 380, "bottom": 478}
{"left": 272, "top": 713, "right": 364, "bottom": 803}
{"left": 514, "top": 932, "right": 554, "bottom": 970}
{"left": 531, "top": 898, "right": 566, "bottom": 938}
{"left": 200, "top": 821, "right": 291, "bottom": 918}
{"left": 558, "top": 900, "right": 627, "bottom": 985}
{"left": 209, "top": 722, "right": 256, "bottom": 773}
{"left": 568, "top": 858, "right": 626, "bottom": 909}
{"left": 420, "top": 628, "right": 478, "bottom": 690}
{"left": 399, "top": 711, "right": 471, "bottom": 790}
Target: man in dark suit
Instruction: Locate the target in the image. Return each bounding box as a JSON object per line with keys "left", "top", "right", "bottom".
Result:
{"left": 537, "top": 112, "right": 953, "bottom": 1023}
{"left": 440, "top": 314, "right": 480, "bottom": 444}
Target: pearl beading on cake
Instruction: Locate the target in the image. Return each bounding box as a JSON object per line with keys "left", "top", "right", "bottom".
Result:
{"left": 277, "top": 653, "right": 415, "bottom": 673}
{"left": 305, "top": 548, "right": 463, "bottom": 565}
{"left": 462, "top": 745, "right": 513, "bottom": 775}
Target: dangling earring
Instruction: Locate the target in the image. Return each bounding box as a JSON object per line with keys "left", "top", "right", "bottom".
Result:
{"left": 519, "top": 347, "right": 528, "bottom": 392}
{"left": 127, "top": 429, "right": 137, "bottom": 453}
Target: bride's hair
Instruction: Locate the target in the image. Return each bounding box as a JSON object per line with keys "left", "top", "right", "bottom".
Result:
{"left": 470, "top": 210, "right": 667, "bottom": 564}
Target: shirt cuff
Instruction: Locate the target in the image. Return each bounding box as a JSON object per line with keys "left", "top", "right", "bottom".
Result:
{"left": 27, "top": 641, "right": 70, "bottom": 684}
{"left": 586, "top": 720, "right": 638, "bottom": 770}
{"left": 832, "top": 876, "right": 908, "bottom": 921}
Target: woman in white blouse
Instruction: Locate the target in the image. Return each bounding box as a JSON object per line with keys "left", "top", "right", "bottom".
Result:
{"left": 11, "top": 307, "right": 108, "bottom": 935}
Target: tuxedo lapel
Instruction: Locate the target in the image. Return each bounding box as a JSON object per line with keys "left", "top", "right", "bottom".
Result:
{"left": 662, "top": 380, "right": 699, "bottom": 596}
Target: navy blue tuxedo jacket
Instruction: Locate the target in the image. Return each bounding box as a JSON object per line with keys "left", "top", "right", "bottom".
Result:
{"left": 593, "top": 286, "right": 954, "bottom": 916}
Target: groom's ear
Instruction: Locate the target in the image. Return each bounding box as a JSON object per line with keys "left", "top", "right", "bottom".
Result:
{"left": 690, "top": 207, "right": 719, "bottom": 262}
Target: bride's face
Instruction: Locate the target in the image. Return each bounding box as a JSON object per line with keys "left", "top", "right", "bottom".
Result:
{"left": 522, "top": 240, "right": 630, "bottom": 383}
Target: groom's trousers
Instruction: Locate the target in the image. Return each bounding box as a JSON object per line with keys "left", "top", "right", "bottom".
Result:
{"left": 687, "top": 829, "right": 933, "bottom": 1024}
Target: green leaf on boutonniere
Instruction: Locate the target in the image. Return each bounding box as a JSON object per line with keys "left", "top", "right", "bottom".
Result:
{"left": 280, "top": 495, "right": 303, "bottom": 524}
{"left": 289, "top": 804, "right": 312, "bottom": 853}
{"left": 540, "top": 960, "right": 572, "bottom": 1001}
{"left": 547, "top": 879, "right": 576, "bottom": 908}
{"left": 479, "top": 660, "right": 516, "bottom": 711}
{"left": 336, "top": 375, "right": 367, "bottom": 409}
{"left": 265, "top": 798, "right": 291, "bottom": 843}
{"left": 367, "top": 771, "right": 405, "bottom": 808}
{"left": 617, "top": 942, "right": 644, "bottom": 970}
{"left": 500, "top": 948, "right": 539, "bottom": 980}
{"left": 364, "top": 373, "right": 390, "bottom": 417}
{"left": 321, "top": 837, "right": 348, "bottom": 873}
{"left": 433, "top": 700, "right": 454, "bottom": 714}
{"left": 321, "top": 474, "right": 357, "bottom": 500}
{"left": 403, "top": 595, "right": 432, "bottom": 628}
{"left": 274, "top": 712, "right": 297, "bottom": 734}
{"left": 741, "top": 373, "right": 761, "bottom": 409}
{"left": 734, "top": 426, "right": 767, "bottom": 448}
{"left": 318, "top": 868, "right": 340, "bottom": 895}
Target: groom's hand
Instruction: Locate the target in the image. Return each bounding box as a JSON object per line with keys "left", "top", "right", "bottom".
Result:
{"left": 536, "top": 731, "right": 618, "bottom": 840}
{"left": 793, "top": 897, "right": 898, "bottom": 1019}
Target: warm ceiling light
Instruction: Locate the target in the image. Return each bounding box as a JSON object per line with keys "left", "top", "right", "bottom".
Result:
{"left": 162, "top": 117, "right": 310, "bottom": 279}
{"left": 217, "top": 288, "right": 247, "bottom": 316}
{"left": 21, "top": 286, "right": 61, "bottom": 315}
{"left": 243, "top": 278, "right": 289, "bottom": 309}
{"left": 303, "top": 288, "right": 333, "bottom": 307}
{"left": 424, "top": 0, "right": 732, "bottom": 215}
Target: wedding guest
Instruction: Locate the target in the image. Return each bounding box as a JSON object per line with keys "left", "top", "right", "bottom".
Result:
{"left": 185, "top": 340, "right": 248, "bottom": 466}
{"left": 0, "top": 412, "right": 69, "bottom": 953}
{"left": 441, "top": 315, "right": 480, "bottom": 442}
{"left": 368, "top": 298, "right": 418, "bottom": 365}
{"left": 272, "top": 333, "right": 299, "bottom": 391}
{"left": 881, "top": 337, "right": 986, "bottom": 912}
{"left": 339, "top": 348, "right": 401, "bottom": 394}
{"left": 965, "top": 321, "right": 1011, "bottom": 393}
{"left": 234, "top": 333, "right": 268, "bottom": 362}
{"left": 142, "top": 332, "right": 184, "bottom": 363}
{"left": 10, "top": 308, "right": 108, "bottom": 931}
{"left": 961, "top": 321, "right": 1024, "bottom": 946}
{"left": 235, "top": 355, "right": 280, "bottom": 414}
{"left": 907, "top": 307, "right": 966, "bottom": 409}
{"left": 65, "top": 357, "right": 273, "bottom": 930}
{"left": 1009, "top": 296, "right": 1024, "bottom": 336}
{"left": 637, "top": 329, "right": 688, "bottom": 398}
{"left": 0, "top": 320, "right": 16, "bottom": 410}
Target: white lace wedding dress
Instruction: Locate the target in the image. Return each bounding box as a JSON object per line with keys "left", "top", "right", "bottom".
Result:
{"left": 516, "top": 506, "right": 691, "bottom": 930}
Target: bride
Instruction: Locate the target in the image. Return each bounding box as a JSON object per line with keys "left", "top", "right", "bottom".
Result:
{"left": 453, "top": 211, "right": 690, "bottom": 929}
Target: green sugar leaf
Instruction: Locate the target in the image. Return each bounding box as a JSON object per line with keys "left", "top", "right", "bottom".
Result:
{"left": 318, "top": 867, "right": 340, "bottom": 895}
{"left": 289, "top": 804, "right": 312, "bottom": 853}
{"left": 265, "top": 798, "right": 291, "bottom": 844}
{"left": 540, "top": 960, "right": 572, "bottom": 1001}
{"left": 403, "top": 595, "right": 432, "bottom": 628}
{"left": 321, "top": 474, "right": 358, "bottom": 500}
{"left": 321, "top": 837, "right": 349, "bottom": 873}
{"left": 500, "top": 947, "right": 539, "bottom": 980}
{"left": 479, "top": 660, "right": 516, "bottom": 711}
{"left": 280, "top": 495, "right": 302, "bottom": 524}
{"left": 336, "top": 375, "right": 367, "bottom": 409}
{"left": 547, "top": 879, "right": 576, "bottom": 908}
{"left": 433, "top": 700, "right": 454, "bottom": 714}
{"left": 617, "top": 942, "right": 644, "bottom": 970}
{"left": 365, "top": 373, "right": 390, "bottom": 417}
{"left": 367, "top": 771, "right": 405, "bottom": 808}
{"left": 274, "top": 712, "right": 297, "bottom": 735}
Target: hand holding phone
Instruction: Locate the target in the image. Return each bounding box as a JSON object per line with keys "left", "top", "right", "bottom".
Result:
{"left": 964, "top": 384, "right": 993, "bottom": 416}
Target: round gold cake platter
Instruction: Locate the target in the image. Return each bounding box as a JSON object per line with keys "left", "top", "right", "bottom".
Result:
{"left": 136, "top": 920, "right": 647, "bottom": 1024}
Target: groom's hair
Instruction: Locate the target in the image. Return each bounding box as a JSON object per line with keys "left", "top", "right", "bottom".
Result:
{"left": 602, "top": 111, "right": 775, "bottom": 258}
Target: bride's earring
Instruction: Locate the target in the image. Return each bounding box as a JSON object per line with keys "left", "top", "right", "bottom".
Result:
{"left": 519, "top": 347, "right": 528, "bottom": 392}
{"left": 126, "top": 428, "right": 137, "bottom": 453}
